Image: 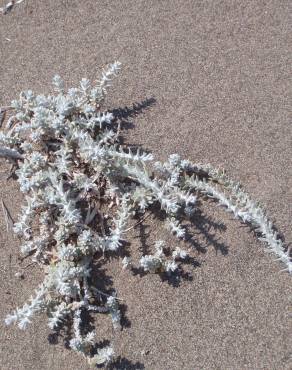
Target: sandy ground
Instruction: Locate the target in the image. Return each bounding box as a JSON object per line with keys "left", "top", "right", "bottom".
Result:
{"left": 0, "top": 1, "right": 291, "bottom": 369}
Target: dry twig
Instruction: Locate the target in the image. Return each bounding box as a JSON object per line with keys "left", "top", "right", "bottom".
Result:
{"left": 1, "top": 199, "right": 14, "bottom": 232}
{"left": 0, "top": 0, "right": 24, "bottom": 15}
{"left": 0, "top": 146, "right": 23, "bottom": 160}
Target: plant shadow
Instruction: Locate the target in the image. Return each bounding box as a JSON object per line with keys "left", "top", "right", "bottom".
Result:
{"left": 110, "top": 97, "right": 156, "bottom": 151}
{"left": 126, "top": 198, "right": 229, "bottom": 287}
{"left": 108, "top": 357, "right": 145, "bottom": 369}
{"left": 149, "top": 201, "right": 229, "bottom": 256}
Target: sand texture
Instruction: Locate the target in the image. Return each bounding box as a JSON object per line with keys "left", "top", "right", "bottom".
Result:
{"left": 0, "top": 1, "right": 291, "bottom": 369}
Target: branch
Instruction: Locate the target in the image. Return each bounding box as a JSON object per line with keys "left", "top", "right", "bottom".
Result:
{"left": 0, "top": 146, "right": 23, "bottom": 160}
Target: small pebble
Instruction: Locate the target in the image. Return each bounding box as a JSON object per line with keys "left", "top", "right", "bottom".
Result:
{"left": 14, "top": 272, "right": 24, "bottom": 279}
{"left": 141, "top": 349, "right": 150, "bottom": 356}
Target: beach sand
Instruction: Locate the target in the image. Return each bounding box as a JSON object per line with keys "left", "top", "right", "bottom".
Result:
{"left": 0, "top": 1, "right": 291, "bottom": 369}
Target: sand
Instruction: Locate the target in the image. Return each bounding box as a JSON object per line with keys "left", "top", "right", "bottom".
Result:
{"left": 0, "top": 1, "right": 291, "bottom": 369}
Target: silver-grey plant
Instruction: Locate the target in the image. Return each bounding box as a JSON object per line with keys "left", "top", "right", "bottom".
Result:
{"left": 1, "top": 62, "right": 291, "bottom": 367}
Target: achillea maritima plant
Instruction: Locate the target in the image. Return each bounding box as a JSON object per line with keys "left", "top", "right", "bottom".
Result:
{"left": 1, "top": 62, "right": 291, "bottom": 367}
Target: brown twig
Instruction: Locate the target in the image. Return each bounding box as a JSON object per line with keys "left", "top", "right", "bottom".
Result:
{"left": 1, "top": 199, "right": 14, "bottom": 233}
{"left": 124, "top": 211, "right": 152, "bottom": 232}
{"left": 96, "top": 208, "right": 106, "bottom": 237}
{"left": 6, "top": 163, "right": 17, "bottom": 180}
{"left": 22, "top": 261, "right": 37, "bottom": 270}
{"left": 91, "top": 287, "right": 124, "bottom": 301}
{"left": 0, "top": 106, "right": 13, "bottom": 111}
{"left": 0, "top": 110, "right": 6, "bottom": 128}
{"left": 0, "top": 146, "right": 23, "bottom": 160}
